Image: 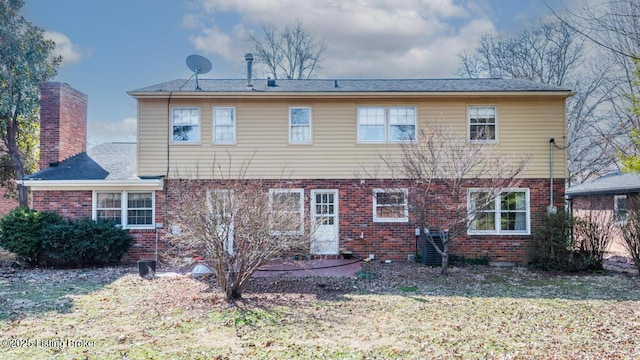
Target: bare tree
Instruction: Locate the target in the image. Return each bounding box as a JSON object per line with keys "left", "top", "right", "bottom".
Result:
{"left": 457, "top": 19, "right": 636, "bottom": 184}
{"left": 548, "top": 0, "right": 640, "bottom": 180}
{"left": 549, "top": 0, "right": 639, "bottom": 61}
{"left": 166, "top": 166, "right": 312, "bottom": 303}
{"left": 248, "top": 19, "right": 326, "bottom": 80}
{"left": 382, "top": 125, "right": 529, "bottom": 275}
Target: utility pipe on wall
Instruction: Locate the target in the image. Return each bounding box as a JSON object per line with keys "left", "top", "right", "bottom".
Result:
{"left": 549, "top": 138, "right": 554, "bottom": 212}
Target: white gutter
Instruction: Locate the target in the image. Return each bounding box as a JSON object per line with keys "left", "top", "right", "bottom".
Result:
{"left": 20, "top": 179, "right": 164, "bottom": 191}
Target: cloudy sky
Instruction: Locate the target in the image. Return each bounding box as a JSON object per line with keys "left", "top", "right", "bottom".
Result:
{"left": 22, "top": 0, "right": 573, "bottom": 146}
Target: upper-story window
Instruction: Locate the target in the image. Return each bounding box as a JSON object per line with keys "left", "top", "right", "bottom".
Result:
{"left": 213, "top": 107, "right": 236, "bottom": 144}
{"left": 468, "top": 106, "right": 497, "bottom": 142}
{"left": 388, "top": 107, "right": 417, "bottom": 141}
{"left": 358, "top": 106, "right": 416, "bottom": 143}
{"left": 172, "top": 107, "right": 200, "bottom": 144}
{"left": 289, "top": 107, "right": 312, "bottom": 144}
{"left": 615, "top": 195, "right": 628, "bottom": 224}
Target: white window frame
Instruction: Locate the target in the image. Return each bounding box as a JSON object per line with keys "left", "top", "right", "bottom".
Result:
{"left": 468, "top": 105, "right": 497, "bottom": 143}
{"left": 212, "top": 107, "right": 236, "bottom": 144}
{"left": 467, "top": 188, "right": 530, "bottom": 235}
{"left": 614, "top": 194, "right": 628, "bottom": 224}
{"left": 388, "top": 106, "right": 417, "bottom": 142}
{"left": 172, "top": 106, "right": 201, "bottom": 144}
{"left": 373, "top": 188, "right": 409, "bottom": 223}
{"left": 289, "top": 107, "right": 312, "bottom": 144}
{"left": 93, "top": 191, "right": 155, "bottom": 229}
{"left": 357, "top": 106, "right": 417, "bottom": 143}
{"left": 269, "top": 188, "right": 305, "bottom": 235}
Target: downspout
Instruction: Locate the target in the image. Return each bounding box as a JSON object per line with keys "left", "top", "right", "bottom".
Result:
{"left": 549, "top": 138, "right": 554, "bottom": 210}
{"left": 166, "top": 91, "right": 173, "bottom": 178}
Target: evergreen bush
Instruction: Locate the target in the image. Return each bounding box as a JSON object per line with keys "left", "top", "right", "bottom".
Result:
{"left": 41, "top": 219, "right": 132, "bottom": 267}
{"left": 0, "top": 208, "right": 63, "bottom": 264}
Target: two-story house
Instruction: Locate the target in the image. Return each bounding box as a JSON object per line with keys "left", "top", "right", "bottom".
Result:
{"left": 23, "top": 65, "right": 572, "bottom": 264}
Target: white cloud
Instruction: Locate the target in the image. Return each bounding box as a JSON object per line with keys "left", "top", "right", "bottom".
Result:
{"left": 187, "top": 0, "right": 497, "bottom": 78}
{"left": 189, "top": 27, "right": 235, "bottom": 60}
{"left": 44, "top": 31, "right": 92, "bottom": 66}
{"left": 87, "top": 117, "right": 137, "bottom": 147}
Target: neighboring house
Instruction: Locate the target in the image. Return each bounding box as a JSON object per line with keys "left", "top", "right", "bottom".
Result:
{"left": 24, "top": 66, "right": 572, "bottom": 264}
{"left": 567, "top": 172, "right": 640, "bottom": 247}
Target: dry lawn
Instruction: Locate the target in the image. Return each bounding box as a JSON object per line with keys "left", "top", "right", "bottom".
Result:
{"left": 1, "top": 260, "right": 639, "bottom": 359}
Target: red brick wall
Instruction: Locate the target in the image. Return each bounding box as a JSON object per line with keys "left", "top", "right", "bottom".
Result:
{"left": 39, "top": 82, "right": 88, "bottom": 170}
{"left": 29, "top": 178, "right": 564, "bottom": 265}
{"left": 31, "top": 189, "right": 166, "bottom": 263}
{"left": 160, "top": 178, "right": 565, "bottom": 264}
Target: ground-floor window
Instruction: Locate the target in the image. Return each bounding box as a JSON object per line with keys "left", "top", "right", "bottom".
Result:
{"left": 93, "top": 191, "right": 154, "bottom": 229}
{"left": 269, "top": 188, "right": 304, "bottom": 235}
{"left": 468, "top": 188, "right": 530, "bottom": 235}
{"left": 614, "top": 194, "right": 628, "bottom": 224}
{"left": 373, "top": 188, "right": 408, "bottom": 222}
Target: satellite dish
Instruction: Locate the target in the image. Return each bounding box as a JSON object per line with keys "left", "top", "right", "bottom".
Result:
{"left": 186, "top": 55, "right": 212, "bottom": 91}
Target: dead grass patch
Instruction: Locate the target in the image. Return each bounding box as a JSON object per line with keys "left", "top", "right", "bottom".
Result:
{"left": 1, "top": 261, "right": 639, "bottom": 359}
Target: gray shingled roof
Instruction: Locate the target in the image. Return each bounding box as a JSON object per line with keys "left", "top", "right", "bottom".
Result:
{"left": 24, "top": 142, "right": 138, "bottom": 181}
{"left": 129, "top": 78, "right": 572, "bottom": 94}
{"left": 567, "top": 172, "right": 640, "bottom": 197}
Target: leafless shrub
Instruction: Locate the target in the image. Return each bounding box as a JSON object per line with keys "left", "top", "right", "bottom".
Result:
{"left": 573, "top": 210, "right": 616, "bottom": 270}
{"left": 620, "top": 199, "right": 640, "bottom": 273}
{"left": 166, "top": 172, "right": 311, "bottom": 303}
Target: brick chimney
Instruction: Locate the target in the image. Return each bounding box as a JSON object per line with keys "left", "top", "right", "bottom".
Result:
{"left": 39, "top": 82, "right": 88, "bottom": 170}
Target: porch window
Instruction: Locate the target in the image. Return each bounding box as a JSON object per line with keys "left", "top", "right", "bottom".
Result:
{"left": 94, "top": 191, "right": 154, "bottom": 229}
{"left": 614, "top": 195, "right": 628, "bottom": 224}
{"left": 468, "top": 189, "right": 530, "bottom": 235}
{"left": 373, "top": 189, "right": 408, "bottom": 222}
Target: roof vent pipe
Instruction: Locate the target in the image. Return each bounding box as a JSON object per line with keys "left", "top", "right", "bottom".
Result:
{"left": 245, "top": 53, "right": 254, "bottom": 88}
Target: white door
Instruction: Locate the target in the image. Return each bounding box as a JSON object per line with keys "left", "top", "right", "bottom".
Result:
{"left": 311, "top": 190, "right": 339, "bottom": 255}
